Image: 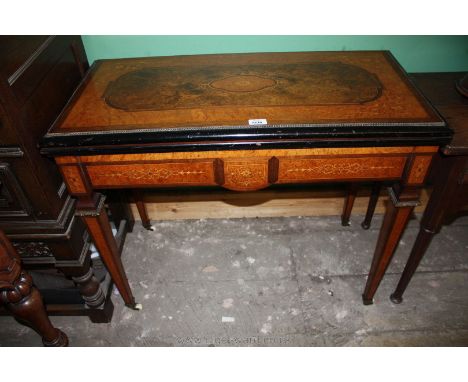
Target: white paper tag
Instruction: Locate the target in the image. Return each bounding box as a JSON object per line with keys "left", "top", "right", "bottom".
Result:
{"left": 221, "top": 316, "right": 235, "bottom": 323}
{"left": 248, "top": 118, "right": 268, "bottom": 126}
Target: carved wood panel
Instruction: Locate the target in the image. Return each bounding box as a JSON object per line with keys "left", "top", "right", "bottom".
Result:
{"left": 277, "top": 156, "right": 407, "bottom": 183}
{"left": 0, "top": 162, "right": 33, "bottom": 219}
{"left": 12, "top": 241, "right": 54, "bottom": 258}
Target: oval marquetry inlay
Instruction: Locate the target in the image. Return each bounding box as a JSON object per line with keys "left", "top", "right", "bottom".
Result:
{"left": 210, "top": 75, "right": 276, "bottom": 92}
{"left": 104, "top": 62, "right": 382, "bottom": 111}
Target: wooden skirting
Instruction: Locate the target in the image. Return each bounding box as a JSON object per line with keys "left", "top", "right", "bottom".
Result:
{"left": 127, "top": 185, "right": 430, "bottom": 221}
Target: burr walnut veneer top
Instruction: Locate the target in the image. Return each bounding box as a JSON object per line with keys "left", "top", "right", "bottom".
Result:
{"left": 47, "top": 51, "right": 443, "bottom": 134}
{"left": 41, "top": 51, "right": 452, "bottom": 156}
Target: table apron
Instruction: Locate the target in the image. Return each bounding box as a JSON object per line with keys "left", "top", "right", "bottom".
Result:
{"left": 66, "top": 154, "right": 410, "bottom": 192}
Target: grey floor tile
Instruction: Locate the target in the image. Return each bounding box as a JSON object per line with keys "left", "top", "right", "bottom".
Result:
{"left": 1, "top": 214, "right": 467, "bottom": 347}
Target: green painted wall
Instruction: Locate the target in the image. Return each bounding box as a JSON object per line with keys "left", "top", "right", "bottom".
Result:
{"left": 82, "top": 35, "right": 468, "bottom": 73}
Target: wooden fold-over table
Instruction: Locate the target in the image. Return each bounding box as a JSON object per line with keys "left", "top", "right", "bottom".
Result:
{"left": 41, "top": 51, "right": 451, "bottom": 308}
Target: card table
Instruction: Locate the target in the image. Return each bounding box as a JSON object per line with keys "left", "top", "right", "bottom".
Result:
{"left": 41, "top": 51, "right": 451, "bottom": 308}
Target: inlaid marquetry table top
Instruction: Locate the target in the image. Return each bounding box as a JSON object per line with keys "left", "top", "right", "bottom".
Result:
{"left": 42, "top": 51, "right": 450, "bottom": 155}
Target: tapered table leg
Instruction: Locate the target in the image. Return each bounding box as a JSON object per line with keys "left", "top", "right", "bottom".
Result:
{"left": 132, "top": 190, "right": 152, "bottom": 230}
{"left": 361, "top": 182, "right": 382, "bottom": 230}
{"left": 390, "top": 156, "right": 465, "bottom": 303}
{"left": 389, "top": 228, "right": 435, "bottom": 304}
{"left": 362, "top": 185, "right": 420, "bottom": 305}
{"left": 341, "top": 183, "right": 358, "bottom": 226}
{"left": 107, "top": 190, "right": 135, "bottom": 233}
{"left": 76, "top": 194, "right": 139, "bottom": 309}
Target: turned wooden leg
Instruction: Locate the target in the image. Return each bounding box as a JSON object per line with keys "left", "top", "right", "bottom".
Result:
{"left": 0, "top": 230, "right": 68, "bottom": 346}
{"left": 72, "top": 262, "right": 114, "bottom": 322}
{"left": 2, "top": 272, "right": 69, "bottom": 346}
{"left": 341, "top": 183, "right": 358, "bottom": 226}
{"left": 132, "top": 190, "right": 152, "bottom": 230}
{"left": 77, "top": 194, "right": 139, "bottom": 309}
{"left": 361, "top": 182, "right": 382, "bottom": 230}
{"left": 362, "top": 185, "right": 420, "bottom": 305}
{"left": 72, "top": 267, "right": 106, "bottom": 308}
{"left": 390, "top": 156, "right": 465, "bottom": 304}
{"left": 56, "top": 247, "right": 106, "bottom": 309}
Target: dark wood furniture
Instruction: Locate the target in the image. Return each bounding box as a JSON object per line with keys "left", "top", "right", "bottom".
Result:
{"left": 390, "top": 72, "right": 468, "bottom": 303}
{"left": 41, "top": 51, "right": 451, "bottom": 307}
{"left": 0, "top": 36, "right": 131, "bottom": 323}
{"left": 456, "top": 73, "right": 468, "bottom": 97}
{"left": 0, "top": 229, "right": 68, "bottom": 346}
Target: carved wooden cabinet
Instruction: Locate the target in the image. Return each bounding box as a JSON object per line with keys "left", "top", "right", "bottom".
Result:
{"left": 0, "top": 36, "right": 121, "bottom": 322}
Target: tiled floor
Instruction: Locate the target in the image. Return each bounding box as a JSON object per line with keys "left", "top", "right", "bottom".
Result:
{"left": 1, "top": 213, "right": 467, "bottom": 346}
